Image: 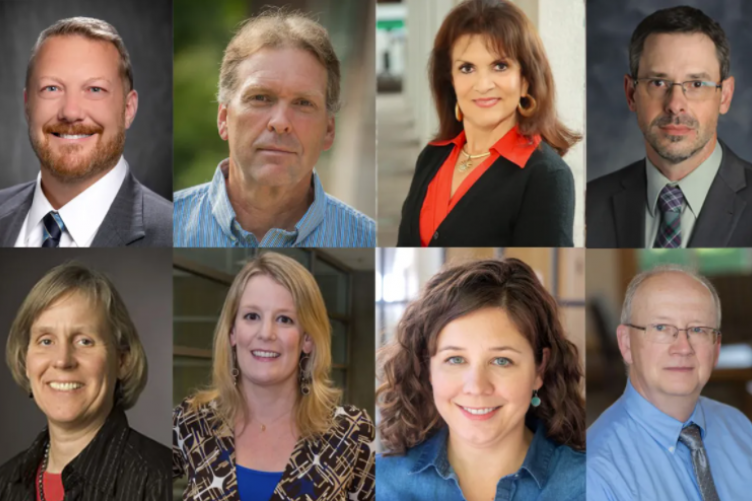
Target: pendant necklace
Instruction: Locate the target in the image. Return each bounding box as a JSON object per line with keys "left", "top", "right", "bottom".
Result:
{"left": 457, "top": 146, "right": 490, "bottom": 173}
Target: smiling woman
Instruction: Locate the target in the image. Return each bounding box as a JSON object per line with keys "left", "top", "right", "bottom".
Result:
{"left": 0, "top": 262, "right": 170, "bottom": 501}
{"left": 376, "top": 258, "right": 586, "bottom": 501}
{"left": 172, "top": 252, "right": 375, "bottom": 501}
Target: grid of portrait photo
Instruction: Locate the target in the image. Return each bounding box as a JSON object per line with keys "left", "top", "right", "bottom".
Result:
{"left": 0, "top": 1, "right": 751, "bottom": 500}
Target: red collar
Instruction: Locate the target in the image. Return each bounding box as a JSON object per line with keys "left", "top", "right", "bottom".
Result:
{"left": 429, "top": 126, "right": 541, "bottom": 168}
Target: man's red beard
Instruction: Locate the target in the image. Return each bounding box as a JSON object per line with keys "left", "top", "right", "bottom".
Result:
{"left": 29, "top": 119, "right": 125, "bottom": 184}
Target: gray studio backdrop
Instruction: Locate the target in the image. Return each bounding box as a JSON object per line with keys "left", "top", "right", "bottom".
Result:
{"left": 0, "top": 0, "right": 172, "bottom": 200}
{"left": 0, "top": 248, "right": 172, "bottom": 465}
{"left": 587, "top": 0, "right": 752, "bottom": 181}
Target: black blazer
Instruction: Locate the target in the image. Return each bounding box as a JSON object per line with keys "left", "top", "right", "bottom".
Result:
{"left": 396, "top": 141, "right": 575, "bottom": 247}
{"left": 586, "top": 140, "right": 752, "bottom": 248}
{"left": 0, "top": 171, "right": 172, "bottom": 247}
{"left": 0, "top": 408, "right": 170, "bottom": 501}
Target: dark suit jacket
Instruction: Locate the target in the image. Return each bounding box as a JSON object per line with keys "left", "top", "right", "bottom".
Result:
{"left": 0, "top": 172, "right": 172, "bottom": 247}
{"left": 396, "top": 141, "right": 575, "bottom": 247}
{"left": 586, "top": 140, "right": 752, "bottom": 248}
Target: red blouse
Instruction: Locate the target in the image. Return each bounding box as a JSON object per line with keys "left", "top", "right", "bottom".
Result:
{"left": 36, "top": 467, "right": 64, "bottom": 501}
{"left": 418, "top": 125, "right": 541, "bottom": 246}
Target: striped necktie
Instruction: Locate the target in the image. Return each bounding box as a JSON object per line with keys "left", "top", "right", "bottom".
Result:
{"left": 42, "top": 211, "right": 66, "bottom": 248}
{"left": 654, "top": 184, "right": 684, "bottom": 248}
{"left": 679, "top": 424, "right": 720, "bottom": 501}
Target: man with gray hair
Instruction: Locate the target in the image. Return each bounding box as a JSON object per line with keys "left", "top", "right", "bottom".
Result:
{"left": 0, "top": 17, "right": 172, "bottom": 247}
{"left": 173, "top": 10, "right": 375, "bottom": 247}
{"left": 587, "top": 265, "right": 752, "bottom": 500}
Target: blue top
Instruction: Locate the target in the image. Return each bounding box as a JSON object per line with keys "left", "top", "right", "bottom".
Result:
{"left": 376, "top": 422, "right": 585, "bottom": 501}
{"left": 173, "top": 159, "right": 376, "bottom": 248}
{"left": 587, "top": 379, "right": 752, "bottom": 500}
{"left": 236, "top": 464, "right": 284, "bottom": 501}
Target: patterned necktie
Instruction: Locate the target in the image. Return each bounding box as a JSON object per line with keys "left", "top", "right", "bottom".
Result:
{"left": 679, "top": 424, "right": 720, "bottom": 501}
{"left": 654, "top": 184, "right": 684, "bottom": 248}
{"left": 42, "top": 211, "right": 66, "bottom": 248}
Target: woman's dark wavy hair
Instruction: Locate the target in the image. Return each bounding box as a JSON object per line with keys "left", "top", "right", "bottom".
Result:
{"left": 377, "top": 258, "right": 585, "bottom": 455}
{"left": 429, "top": 0, "right": 581, "bottom": 156}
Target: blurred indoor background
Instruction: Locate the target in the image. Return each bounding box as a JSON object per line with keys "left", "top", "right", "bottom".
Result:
{"left": 376, "top": 0, "right": 586, "bottom": 245}
{"left": 586, "top": 249, "right": 752, "bottom": 426}
{"left": 172, "top": 247, "right": 374, "bottom": 498}
{"left": 375, "top": 247, "right": 585, "bottom": 450}
{"left": 173, "top": 0, "right": 375, "bottom": 218}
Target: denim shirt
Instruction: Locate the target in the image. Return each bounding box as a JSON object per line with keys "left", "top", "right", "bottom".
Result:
{"left": 376, "top": 423, "right": 585, "bottom": 501}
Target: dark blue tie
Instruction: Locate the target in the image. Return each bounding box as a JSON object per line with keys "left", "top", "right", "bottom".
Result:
{"left": 42, "top": 211, "right": 65, "bottom": 248}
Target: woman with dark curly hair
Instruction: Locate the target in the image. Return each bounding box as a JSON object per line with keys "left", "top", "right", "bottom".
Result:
{"left": 376, "top": 258, "right": 585, "bottom": 500}
{"left": 396, "top": 0, "right": 580, "bottom": 247}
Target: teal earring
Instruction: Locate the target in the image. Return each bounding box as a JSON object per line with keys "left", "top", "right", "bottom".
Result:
{"left": 531, "top": 389, "right": 541, "bottom": 407}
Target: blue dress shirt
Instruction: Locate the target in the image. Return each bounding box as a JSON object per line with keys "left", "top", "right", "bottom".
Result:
{"left": 173, "top": 160, "right": 376, "bottom": 247}
{"left": 236, "top": 465, "right": 283, "bottom": 501}
{"left": 376, "top": 422, "right": 585, "bottom": 501}
{"left": 587, "top": 379, "right": 752, "bottom": 500}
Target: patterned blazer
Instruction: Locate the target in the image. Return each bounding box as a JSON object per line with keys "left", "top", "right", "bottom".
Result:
{"left": 172, "top": 399, "right": 375, "bottom": 501}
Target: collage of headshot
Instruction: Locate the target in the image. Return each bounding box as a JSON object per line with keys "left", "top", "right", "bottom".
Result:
{"left": 0, "top": 1, "right": 750, "bottom": 501}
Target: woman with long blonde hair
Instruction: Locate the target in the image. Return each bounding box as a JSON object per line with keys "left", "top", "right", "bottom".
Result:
{"left": 173, "top": 253, "right": 374, "bottom": 501}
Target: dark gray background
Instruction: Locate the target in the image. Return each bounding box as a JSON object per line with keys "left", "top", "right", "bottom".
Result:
{"left": 0, "top": 0, "right": 172, "bottom": 200}
{"left": 587, "top": 0, "right": 752, "bottom": 181}
{"left": 0, "top": 248, "right": 172, "bottom": 465}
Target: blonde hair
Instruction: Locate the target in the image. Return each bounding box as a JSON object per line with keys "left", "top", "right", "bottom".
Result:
{"left": 189, "top": 252, "right": 341, "bottom": 438}
{"left": 218, "top": 8, "right": 341, "bottom": 113}
{"left": 6, "top": 262, "right": 147, "bottom": 410}
{"left": 26, "top": 17, "right": 134, "bottom": 94}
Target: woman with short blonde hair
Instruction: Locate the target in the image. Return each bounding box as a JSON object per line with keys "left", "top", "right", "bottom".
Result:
{"left": 173, "top": 252, "right": 374, "bottom": 501}
{"left": 0, "top": 262, "right": 170, "bottom": 501}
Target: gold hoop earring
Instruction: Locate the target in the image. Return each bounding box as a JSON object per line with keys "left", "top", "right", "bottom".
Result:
{"left": 455, "top": 102, "right": 463, "bottom": 122}
{"left": 231, "top": 350, "right": 240, "bottom": 386}
{"left": 518, "top": 94, "right": 537, "bottom": 118}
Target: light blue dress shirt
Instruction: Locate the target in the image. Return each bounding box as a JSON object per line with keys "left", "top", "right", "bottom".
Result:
{"left": 587, "top": 379, "right": 752, "bottom": 500}
{"left": 173, "top": 159, "right": 376, "bottom": 247}
{"left": 377, "top": 422, "right": 585, "bottom": 501}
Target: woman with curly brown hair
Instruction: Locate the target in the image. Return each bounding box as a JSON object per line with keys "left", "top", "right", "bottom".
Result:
{"left": 396, "top": 0, "right": 580, "bottom": 247}
{"left": 376, "top": 258, "right": 585, "bottom": 500}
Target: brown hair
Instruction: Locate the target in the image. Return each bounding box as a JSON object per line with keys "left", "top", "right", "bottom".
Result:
{"left": 629, "top": 6, "right": 730, "bottom": 81}
{"left": 429, "top": 0, "right": 580, "bottom": 156}
{"left": 26, "top": 17, "right": 134, "bottom": 94}
{"left": 6, "top": 262, "right": 147, "bottom": 410}
{"left": 218, "top": 8, "right": 341, "bottom": 113}
{"left": 377, "top": 258, "right": 585, "bottom": 455}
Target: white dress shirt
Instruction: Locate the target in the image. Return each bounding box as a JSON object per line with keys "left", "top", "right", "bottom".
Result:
{"left": 14, "top": 157, "right": 128, "bottom": 247}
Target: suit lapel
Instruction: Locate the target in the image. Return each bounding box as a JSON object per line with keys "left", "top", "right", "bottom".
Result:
{"left": 0, "top": 183, "right": 35, "bottom": 247}
{"left": 91, "top": 172, "right": 145, "bottom": 247}
{"left": 612, "top": 162, "right": 647, "bottom": 247}
{"left": 690, "top": 142, "right": 747, "bottom": 247}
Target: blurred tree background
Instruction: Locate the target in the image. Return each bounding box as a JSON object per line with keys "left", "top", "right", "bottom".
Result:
{"left": 173, "top": 0, "right": 376, "bottom": 218}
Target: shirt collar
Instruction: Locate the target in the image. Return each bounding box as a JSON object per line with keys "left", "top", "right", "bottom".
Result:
{"left": 623, "top": 379, "right": 707, "bottom": 452}
{"left": 409, "top": 420, "right": 555, "bottom": 489}
{"left": 428, "top": 126, "right": 541, "bottom": 168}
{"left": 209, "top": 159, "right": 326, "bottom": 246}
{"left": 26, "top": 156, "right": 127, "bottom": 246}
{"left": 645, "top": 141, "right": 723, "bottom": 217}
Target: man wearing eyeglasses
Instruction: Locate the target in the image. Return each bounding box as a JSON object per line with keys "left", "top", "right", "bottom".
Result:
{"left": 587, "top": 266, "right": 752, "bottom": 501}
{"left": 587, "top": 6, "right": 752, "bottom": 248}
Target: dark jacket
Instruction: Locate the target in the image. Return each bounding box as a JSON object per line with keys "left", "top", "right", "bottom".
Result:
{"left": 0, "top": 171, "right": 172, "bottom": 247}
{"left": 0, "top": 408, "right": 171, "bottom": 501}
{"left": 396, "top": 141, "right": 575, "bottom": 247}
{"left": 586, "top": 140, "right": 752, "bottom": 248}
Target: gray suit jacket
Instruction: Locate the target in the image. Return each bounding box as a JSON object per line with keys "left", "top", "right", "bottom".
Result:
{"left": 587, "top": 140, "right": 752, "bottom": 248}
{"left": 0, "top": 172, "right": 172, "bottom": 247}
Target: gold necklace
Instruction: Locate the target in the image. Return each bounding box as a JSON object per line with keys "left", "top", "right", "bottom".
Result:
{"left": 457, "top": 146, "right": 491, "bottom": 173}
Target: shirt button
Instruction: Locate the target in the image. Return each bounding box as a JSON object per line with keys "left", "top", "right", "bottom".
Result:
{"left": 669, "top": 446, "right": 675, "bottom": 452}
{"left": 433, "top": 231, "right": 439, "bottom": 240}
